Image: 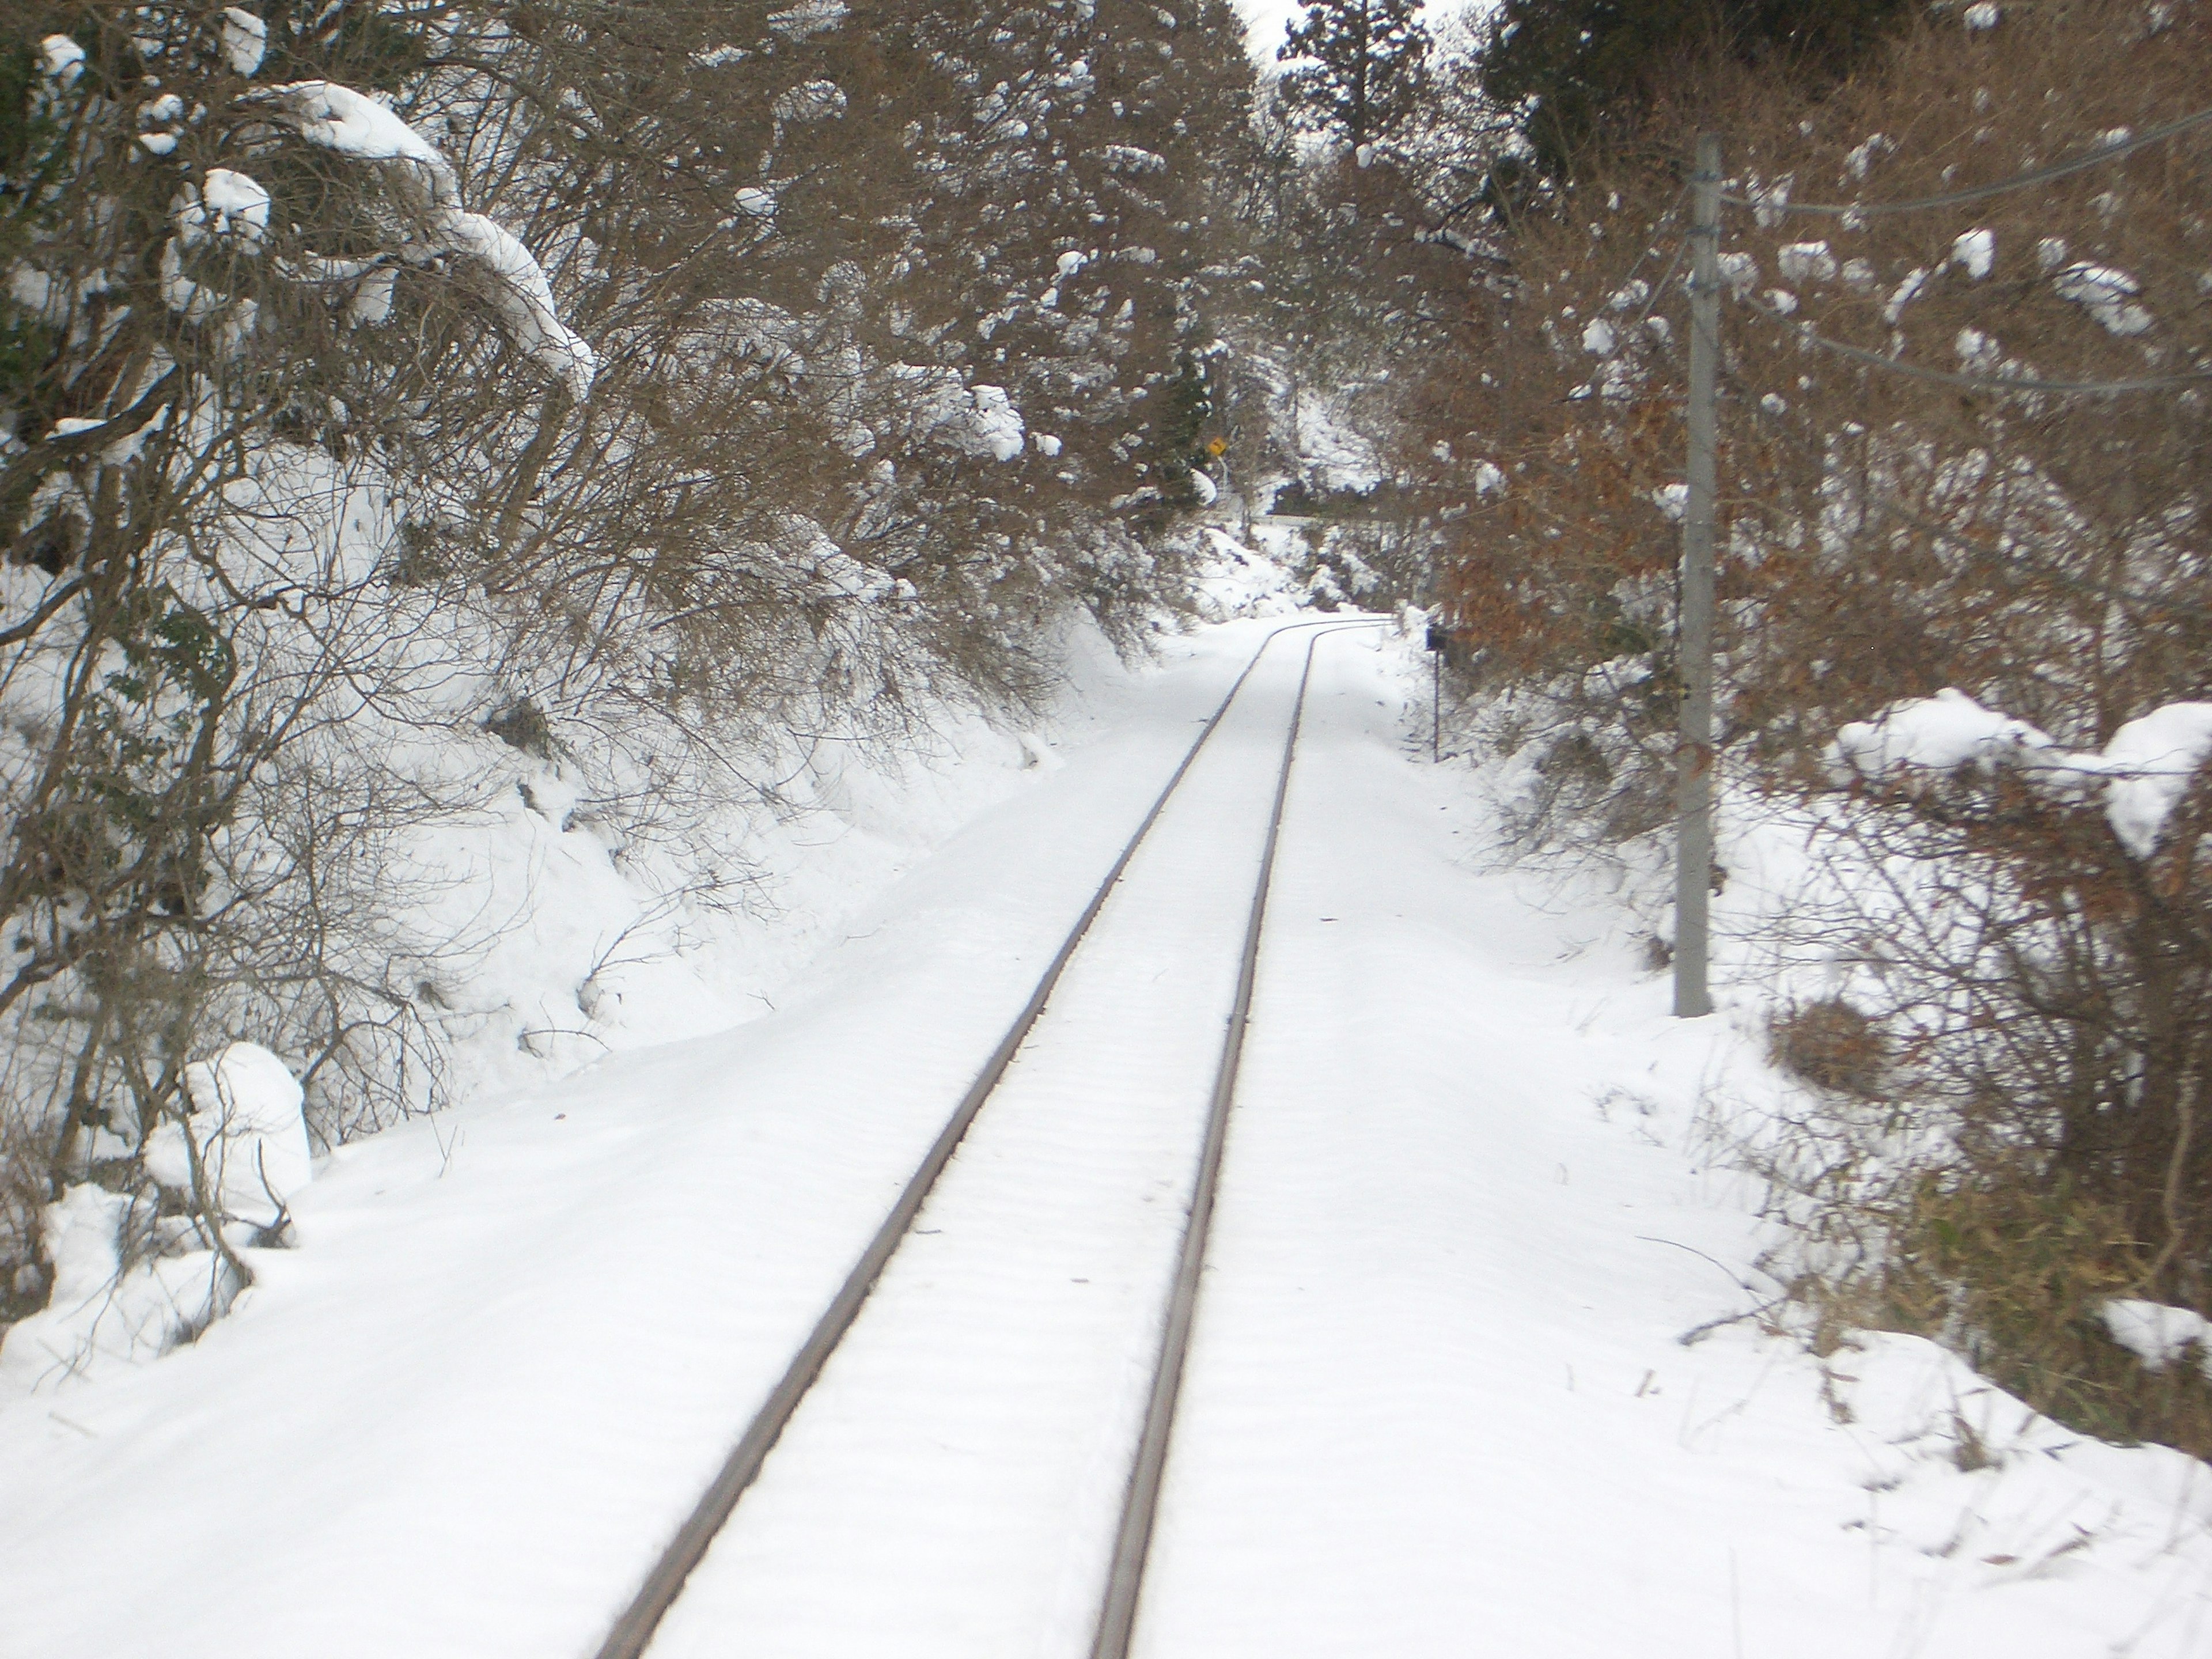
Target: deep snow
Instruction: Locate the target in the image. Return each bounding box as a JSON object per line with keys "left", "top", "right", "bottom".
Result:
{"left": 1, "top": 616, "right": 2207, "bottom": 1658}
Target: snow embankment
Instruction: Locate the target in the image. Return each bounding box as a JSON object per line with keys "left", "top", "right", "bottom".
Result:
{"left": 0, "top": 620, "right": 2203, "bottom": 1658}
{"left": 2, "top": 1044, "right": 311, "bottom": 1390}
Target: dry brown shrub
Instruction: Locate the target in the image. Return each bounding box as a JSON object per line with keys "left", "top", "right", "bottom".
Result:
{"left": 1408, "top": 0, "right": 2212, "bottom": 1456}
{"left": 1769, "top": 998, "right": 1890, "bottom": 1100}
{"left": 1881, "top": 1175, "right": 2212, "bottom": 1459}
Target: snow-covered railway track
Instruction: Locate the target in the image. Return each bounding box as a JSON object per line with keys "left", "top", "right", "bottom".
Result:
{"left": 593, "top": 620, "right": 1380, "bottom": 1659}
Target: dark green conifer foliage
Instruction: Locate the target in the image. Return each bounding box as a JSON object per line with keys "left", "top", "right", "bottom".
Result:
{"left": 1482, "top": 0, "right": 1914, "bottom": 175}
{"left": 1277, "top": 0, "right": 1431, "bottom": 151}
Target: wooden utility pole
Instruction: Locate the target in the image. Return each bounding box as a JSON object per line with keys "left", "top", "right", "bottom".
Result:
{"left": 1674, "top": 133, "right": 1722, "bottom": 1020}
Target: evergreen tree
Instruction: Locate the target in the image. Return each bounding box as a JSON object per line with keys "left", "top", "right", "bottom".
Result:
{"left": 1481, "top": 0, "right": 1912, "bottom": 176}
{"left": 1277, "top": 0, "right": 1431, "bottom": 153}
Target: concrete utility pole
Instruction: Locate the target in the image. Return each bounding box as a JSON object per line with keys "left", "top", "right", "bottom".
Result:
{"left": 1674, "top": 132, "right": 1722, "bottom": 1020}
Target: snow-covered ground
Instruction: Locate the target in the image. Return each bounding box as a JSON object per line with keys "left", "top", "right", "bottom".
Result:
{"left": 2, "top": 615, "right": 2207, "bottom": 1658}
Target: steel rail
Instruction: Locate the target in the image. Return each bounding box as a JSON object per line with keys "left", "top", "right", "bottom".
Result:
{"left": 590, "top": 616, "right": 1381, "bottom": 1659}
{"left": 1088, "top": 619, "right": 1381, "bottom": 1659}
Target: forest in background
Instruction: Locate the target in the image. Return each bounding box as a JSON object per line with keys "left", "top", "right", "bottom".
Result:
{"left": 8, "top": 0, "right": 2212, "bottom": 1461}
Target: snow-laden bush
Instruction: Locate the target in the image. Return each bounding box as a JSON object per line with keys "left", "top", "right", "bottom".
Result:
{"left": 1403, "top": 0, "right": 2212, "bottom": 1455}
{"left": 0, "top": 0, "right": 1257, "bottom": 1363}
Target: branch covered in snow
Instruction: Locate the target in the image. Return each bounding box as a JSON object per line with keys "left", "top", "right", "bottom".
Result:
{"left": 1830, "top": 689, "right": 2212, "bottom": 858}
{"left": 244, "top": 81, "right": 597, "bottom": 398}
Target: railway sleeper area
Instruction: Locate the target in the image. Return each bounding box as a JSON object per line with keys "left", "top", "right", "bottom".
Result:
{"left": 605, "top": 623, "right": 1379, "bottom": 1659}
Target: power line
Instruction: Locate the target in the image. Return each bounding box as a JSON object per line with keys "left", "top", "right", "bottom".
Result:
{"left": 1736, "top": 289, "right": 2212, "bottom": 395}
{"left": 1715, "top": 106, "right": 2212, "bottom": 220}
{"left": 1722, "top": 358, "right": 2212, "bottom": 628}
{"left": 1619, "top": 276, "right": 2212, "bottom": 627}
{"left": 1620, "top": 183, "right": 1692, "bottom": 340}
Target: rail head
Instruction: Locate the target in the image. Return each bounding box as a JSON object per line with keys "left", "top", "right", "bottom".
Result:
{"left": 1088, "top": 619, "right": 1385, "bottom": 1659}
{"left": 588, "top": 616, "right": 1386, "bottom": 1659}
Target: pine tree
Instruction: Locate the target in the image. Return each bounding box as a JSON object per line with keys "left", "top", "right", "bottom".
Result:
{"left": 1480, "top": 0, "right": 1911, "bottom": 176}
{"left": 1276, "top": 0, "right": 1431, "bottom": 153}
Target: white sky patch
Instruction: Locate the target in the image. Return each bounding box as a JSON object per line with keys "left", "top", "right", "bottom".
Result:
{"left": 1232, "top": 0, "right": 1489, "bottom": 64}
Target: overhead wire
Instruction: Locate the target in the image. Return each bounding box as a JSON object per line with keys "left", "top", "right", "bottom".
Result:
{"left": 1505, "top": 104, "right": 2212, "bottom": 626}
{"left": 1534, "top": 187, "right": 1691, "bottom": 404}
{"left": 1732, "top": 287, "right": 2212, "bottom": 395}
{"left": 1619, "top": 182, "right": 1694, "bottom": 340}
{"left": 1714, "top": 105, "right": 2212, "bottom": 219}
{"left": 1723, "top": 357, "right": 2212, "bottom": 627}
{"left": 1621, "top": 288, "right": 2212, "bottom": 626}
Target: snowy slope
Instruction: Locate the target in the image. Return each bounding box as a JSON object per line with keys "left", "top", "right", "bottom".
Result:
{"left": 0, "top": 620, "right": 2206, "bottom": 1658}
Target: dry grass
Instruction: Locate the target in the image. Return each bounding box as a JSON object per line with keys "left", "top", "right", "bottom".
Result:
{"left": 1769, "top": 998, "right": 1890, "bottom": 1101}
{"left": 1767, "top": 1152, "right": 2212, "bottom": 1460}
{"left": 1881, "top": 1176, "right": 2212, "bottom": 1459}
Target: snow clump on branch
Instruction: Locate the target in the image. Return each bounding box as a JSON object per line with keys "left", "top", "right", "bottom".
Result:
{"left": 39, "top": 34, "right": 84, "bottom": 82}
{"left": 1950, "top": 229, "right": 1995, "bottom": 281}
{"left": 2053, "top": 262, "right": 2153, "bottom": 336}
{"left": 142, "top": 1044, "right": 312, "bottom": 1230}
{"left": 1777, "top": 241, "right": 1838, "bottom": 285}
{"left": 1830, "top": 688, "right": 2212, "bottom": 858}
{"left": 2102, "top": 1300, "right": 2212, "bottom": 1378}
{"left": 244, "top": 81, "right": 597, "bottom": 397}
{"left": 220, "top": 7, "right": 268, "bottom": 75}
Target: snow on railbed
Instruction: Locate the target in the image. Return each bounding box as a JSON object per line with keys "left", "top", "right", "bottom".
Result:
{"left": 0, "top": 620, "right": 2204, "bottom": 1658}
